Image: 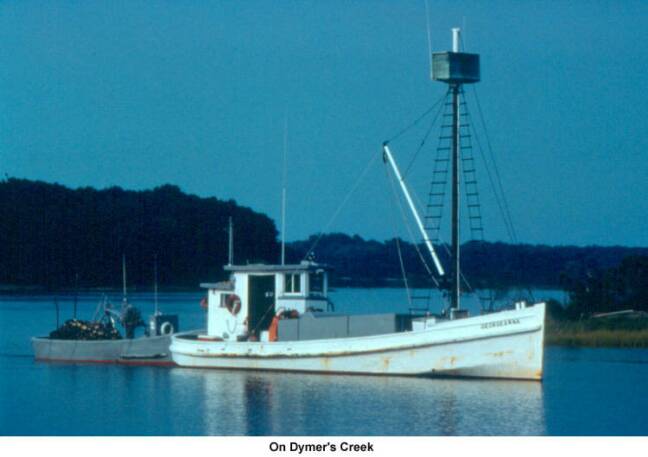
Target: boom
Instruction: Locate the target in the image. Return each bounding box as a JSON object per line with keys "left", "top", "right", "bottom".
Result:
{"left": 383, "top": 143, "right": 445, "bottom": 277}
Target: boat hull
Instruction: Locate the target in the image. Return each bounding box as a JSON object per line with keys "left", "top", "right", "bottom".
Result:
{"left": 32, "top": 334, "right": 175, "bottom": 366}
{"left": 171, "top": 303, "right": 545, "bottom": 380}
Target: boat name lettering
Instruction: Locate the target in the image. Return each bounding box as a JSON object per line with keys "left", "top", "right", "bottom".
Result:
{"left": 481, "top": 318, "right": 520, "bottom": 329}
{"left": 268, "top": 440, "right": 374, "bottom": 453}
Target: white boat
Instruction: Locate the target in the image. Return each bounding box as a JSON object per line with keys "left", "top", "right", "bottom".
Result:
{"left": 170, "top": 28, "right": 546, "bottom": 380}
{"left": 171, "top": 262, "right": 544, "bottom": 379}
{"left": 32, "top": 298, "right": 180, "bottom": 366}
{"left": 33, "top": 256, "right": 180, "bottom": 366}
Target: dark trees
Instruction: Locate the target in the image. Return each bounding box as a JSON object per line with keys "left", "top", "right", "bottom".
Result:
{"left": 0, "top": 179, "right": 279, "bottom": 289}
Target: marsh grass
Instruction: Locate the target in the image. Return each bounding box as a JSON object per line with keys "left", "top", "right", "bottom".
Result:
{"left": 546, "top": 317, "right": 648, "bottom": 347}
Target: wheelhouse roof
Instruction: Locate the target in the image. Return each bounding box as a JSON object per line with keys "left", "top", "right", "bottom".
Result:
{"left": 223, "top": 261, "right": 330, "bottom": 274}
{"left": 200, "top": 281, "right": 234, "bottom": 291}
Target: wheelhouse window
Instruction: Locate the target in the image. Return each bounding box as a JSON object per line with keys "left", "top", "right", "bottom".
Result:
{"left": 284, "top": 273, "right": 301, "bottom": 294}
{"left": 309, "top": 272, "right": 324, "bottom": 295}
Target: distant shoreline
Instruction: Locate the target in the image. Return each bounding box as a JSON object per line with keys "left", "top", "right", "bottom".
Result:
{"left": 0, "top": 285, "right": 204, "bottom": 295}
{"left": 0, "top": 283, "right": 562, "bottom": 294}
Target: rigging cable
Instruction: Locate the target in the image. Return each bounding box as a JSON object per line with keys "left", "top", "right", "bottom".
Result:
{"left": 399, "top": 99, "right": 481, "bottom": 304}
{"left": 304, "top": 92, "right": 445, "bottom": 264}
{"left": 470, "top": 86, "right": 536, "bottom": 303}
{"left": 408, "top": 195, "right": 479, "bottom": 307}
{"left": 384, "top": 92, "right": 448, "bottom": 145}
{"left": 401, "top": 171, "right": 458, "bottom": 291}
{"left": 303, "top": 149, "right": 382, "bottom": 261}
{"left": 383, "top": 154, "right": 440, "bottom": 287}
{"left": 465, "top": 99, "right": 515, "bottom": 242}
{"left": 382, "top": 165, "right": 413, "bottom": 306}
{"left": 470, "top": 86, "right": 518, "bottom": 243}
{"left": 402, "top": 88, "right": 450, "bottom": 179}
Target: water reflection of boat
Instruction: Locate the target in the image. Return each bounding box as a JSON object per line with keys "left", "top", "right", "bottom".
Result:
{"left": 171, "top": 28, "right": 546, "bottom": 380}
{"left": 169, "top": 369, "right": 546, "bottom": 435}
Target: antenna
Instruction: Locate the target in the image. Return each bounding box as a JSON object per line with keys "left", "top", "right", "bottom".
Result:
{"left": 281, "top": 116, "right": 288, "bottom": 265}
{"left": 153, "top": 254, "right": 159, "bottom": 315}
{"left": 228, "top": 216, "right": 234, "bottom": 266}
{"left": 73, "top": 272, "right": 79, "bottom": 319}
{"left": 121, "top": 254, "right": 128, "bottom": 309}
{"left": 424, "top": 0, "right": 433, "bottom": 77}
{"left": 54, "top": 296, "right": 60, "bottom": 328}
{"left": 462, "top": 16, "right": 467, "bottom": 49}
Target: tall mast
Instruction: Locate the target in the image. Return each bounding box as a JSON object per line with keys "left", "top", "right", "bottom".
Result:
{"left": 122, "top": 254, "right": 128, "bottom": 308}
{"left": 451, "top": 82, "right": 460, "bottom": 309}
{"left": 450, "top": 28, "right": 462, "bottom": 310}
{"left": 432, "top": 27, "right": 480, "bottom": 311}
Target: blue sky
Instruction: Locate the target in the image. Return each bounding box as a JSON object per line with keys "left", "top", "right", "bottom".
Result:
{"left": 1, "top": 1, "right": 647, "bottom": 246}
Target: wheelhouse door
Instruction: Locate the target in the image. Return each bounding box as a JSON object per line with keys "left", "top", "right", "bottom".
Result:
{"left": 247, "top": 275, "right": 276, "bottom": 338}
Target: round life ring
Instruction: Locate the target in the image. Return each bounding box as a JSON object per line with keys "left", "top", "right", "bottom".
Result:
{"left": 225, "top": 294, "right": 242, "bottom": 316}
{"left": 160, "top": 321, "right": 174, "bottom": 335}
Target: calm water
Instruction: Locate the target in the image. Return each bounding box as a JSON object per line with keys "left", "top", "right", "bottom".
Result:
{"left": 1, "top": 289, "right": 646, "bottom": 436}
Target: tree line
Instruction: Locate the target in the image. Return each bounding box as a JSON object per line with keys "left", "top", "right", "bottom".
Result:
{"left": 0, "top": 178, "right": 278, "bottom": 290}
{"left": 557, "top": 255, "right": 648, "bottom": 318}
{"left": 2, "top": 179, "right": 647, "bottom": 306}
{"left": 285, "top": 233, "right": 648, "bottom": 290}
